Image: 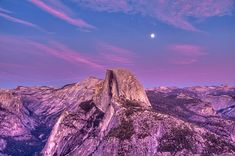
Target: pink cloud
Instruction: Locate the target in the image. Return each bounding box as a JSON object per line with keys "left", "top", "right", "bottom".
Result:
{"left": 168, "top": 44, "right": 206, "bottom": 56}
{"left": 0, "top": 63, "right": 27, "bottom": 69}
{"left": 0, "top": 71, "right": 25, "bottom": 79}
{"left": 29, "top": 0, "right": 95, "bottom": 29}
{"left": 0, "top": 12, "right": 44, "bottom": 31}
{"left": 97, "top": 43, "right": 136, "bottom": 64}
{"left": 0, "top": 35, "right": 103, "bottom": 69}
{"left": 0, "top": 35, "right": 44, "bottom": 55}
{"left": 30, "top": 41, "right": 103, "bottom": 69}
{"left": 172, "top": 59, "right": 197, "bottom": 65}
{"left": 74, "top": 0, "right": 234, "bottom": 31}
{"left": 0, "top": 7, "right": 12, "bottom": 14}
{"left": 167, "top": 44, "right": 207, "bottom": 65}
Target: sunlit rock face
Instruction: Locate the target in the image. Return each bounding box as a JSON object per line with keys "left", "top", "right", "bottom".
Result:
{"left": 0, "top": 69, "right": 235, "bottom": 156}
{"left": 95, "top": 69, "right": 151, "bottom": 112}
{"left": 42, "top": 69, "right": 152, "bottom": 155}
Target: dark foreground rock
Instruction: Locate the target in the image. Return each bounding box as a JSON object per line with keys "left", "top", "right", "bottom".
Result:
{"left": 0, "top": 69, "right": 235, "bottom": 156}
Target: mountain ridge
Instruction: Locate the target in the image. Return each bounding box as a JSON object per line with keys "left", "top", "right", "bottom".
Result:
{"left": 0, "top": 69, "right": 235, "bottom": 156}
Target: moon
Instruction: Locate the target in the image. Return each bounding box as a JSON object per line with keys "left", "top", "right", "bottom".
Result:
{"left": 150, "top": 33, "right": 155, "bottom": 39}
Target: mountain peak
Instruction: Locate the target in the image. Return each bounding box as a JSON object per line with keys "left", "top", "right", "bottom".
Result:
{"left": 95, "top": 68, "right": 151, "bottom": 111}
{"left": 1, "top": 69, "right": 235, "bottom": 156}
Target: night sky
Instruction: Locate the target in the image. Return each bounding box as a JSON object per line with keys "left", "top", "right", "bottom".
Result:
{"left": 0, "top": 0, "right": 235, "bottom": 88}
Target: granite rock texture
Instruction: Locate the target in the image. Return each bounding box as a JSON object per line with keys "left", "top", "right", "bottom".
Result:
{"left": 0, "top": 69, "right": 235, "bottom": 156}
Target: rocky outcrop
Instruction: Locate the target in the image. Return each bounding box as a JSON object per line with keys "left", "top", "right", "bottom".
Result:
{"left": 95, "top": 69, "right": 151, "bottom": 112}
{"left": 0, "top": 69, "right": 235, "bottom": 156}
{"left": 42, "top": 68, "right": 151, "bottom": 155}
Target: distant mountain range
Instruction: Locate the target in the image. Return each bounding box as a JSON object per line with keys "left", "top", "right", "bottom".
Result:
{"left": 0, "top": 69, "right": 235, "bottom": 156}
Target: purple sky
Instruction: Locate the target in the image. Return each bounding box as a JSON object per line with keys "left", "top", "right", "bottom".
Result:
{"left": 0, "top": 0, "right": 235, "bottom": 88}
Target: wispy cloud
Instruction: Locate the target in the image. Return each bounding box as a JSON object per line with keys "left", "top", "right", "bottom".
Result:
{"left": 167, "top": 44, "right": 206, "bottom": 65}
{"left": 0, "top": 12, "right": 44, "bottom": 31}
{"left": 168, "top": 44, "right": 206, "bottom": 57}
{"left": 171, "top": 59, "right": 197, "bottom": 65}
{"left": 0, "top": 71, "right": 25, "bottom": 80}
{"left": 97, "top": 42, "right": 136, "bottom": 64}
{"left": 30, "top": 41, "right": 103, "bottom": 69}
{"left": 28, "top": 0, "right": 95, "bottom": 30}
{"left": 0, "top": 7, "right": 12, "bottom": 14}
{"left": 0, "top": 62, "right": 27, "bottom": 69}
{"left": 0, "top": 35, "right": 103, "bottom": 69}
{"left": 74, "top": 0, "right": 234, "bottom": 31}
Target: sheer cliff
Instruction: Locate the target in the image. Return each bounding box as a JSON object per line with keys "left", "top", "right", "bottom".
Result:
{"left": 0, "top": 69, "right": 235, "bottom": 156}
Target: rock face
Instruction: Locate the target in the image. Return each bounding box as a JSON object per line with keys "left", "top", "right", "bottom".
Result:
{"left": 0, "top": 69, "right": 235, "bottom": 156}
{"left": 95, "top": 69, "right": 151, "bottom": 112}
{"left": 42, "top": 69, "right": 151, "bottom": 156}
